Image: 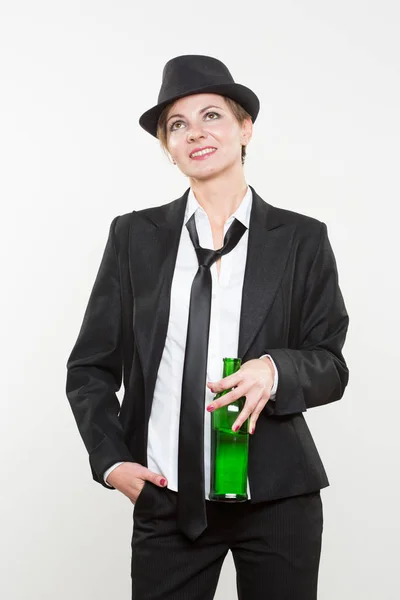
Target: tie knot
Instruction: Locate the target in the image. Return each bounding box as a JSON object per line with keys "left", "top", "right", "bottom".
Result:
{"left": 196, "top": 247, "right": 221, "bottom": 268}
{"left": 186, "top": 214, "right": 247, "bottom": 269}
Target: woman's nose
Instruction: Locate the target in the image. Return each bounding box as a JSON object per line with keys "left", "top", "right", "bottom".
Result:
{"left": 187, "top": 125, "right": 206, "bottom": 142}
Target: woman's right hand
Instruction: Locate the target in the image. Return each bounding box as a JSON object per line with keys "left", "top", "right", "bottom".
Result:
{"left": 105, "top": 462, "right": 168, "bottom": 504}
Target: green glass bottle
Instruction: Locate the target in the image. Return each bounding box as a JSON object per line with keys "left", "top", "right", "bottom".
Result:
{"left": 209, "top": 357, "right": 249, "bottom": 502}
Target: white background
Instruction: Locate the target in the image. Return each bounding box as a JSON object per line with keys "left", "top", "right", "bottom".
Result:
{"left": 1, "top": 1, "right": 399, "bottom": 598}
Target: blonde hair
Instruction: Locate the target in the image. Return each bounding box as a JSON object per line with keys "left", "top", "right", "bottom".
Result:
{"left": 156, "top": 96, "right": 252, "bottom": 165}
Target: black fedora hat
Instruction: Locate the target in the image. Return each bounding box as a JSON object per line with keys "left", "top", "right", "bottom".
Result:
{"left": 139, "top": 54, "right": 260, "bottom": 138}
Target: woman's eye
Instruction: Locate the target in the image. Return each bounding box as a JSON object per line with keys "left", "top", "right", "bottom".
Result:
{"left": 206, "top": 111, "right": 220, "bottom": 120}
{"left": 170, "top": 120, "right": 184, "bottom": 131}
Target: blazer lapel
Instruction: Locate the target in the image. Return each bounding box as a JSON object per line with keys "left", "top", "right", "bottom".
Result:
{"left": 238, "top": 186, "right": 296, "bottom": 359}
{"left": 128, "top": 189, "right": 189, "bottom": 413}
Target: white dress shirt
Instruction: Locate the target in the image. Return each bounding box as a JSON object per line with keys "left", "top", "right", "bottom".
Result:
{"left": 104, "top": 185, "right": 278, "bottom": 498}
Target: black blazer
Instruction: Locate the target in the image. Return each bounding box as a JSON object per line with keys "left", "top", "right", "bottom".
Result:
{"left": 66, "top": 185, "right": 349, "bottom": 502}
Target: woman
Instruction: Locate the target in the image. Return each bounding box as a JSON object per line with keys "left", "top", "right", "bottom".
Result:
{"left": 66, "top": 55, "right": 349, "bottom": 599}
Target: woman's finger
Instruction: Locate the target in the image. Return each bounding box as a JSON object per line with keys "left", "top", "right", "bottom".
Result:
{"left": 207, "top": 383, "right": 248, "bottom": 412}
{"left": 231, "top": 393, "right": 262, "bottom": 431}
{"left": 248, "top": 397, "right": 267, "bottom": 434}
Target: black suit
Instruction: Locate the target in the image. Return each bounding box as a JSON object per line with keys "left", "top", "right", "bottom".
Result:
{"left": 66, "top": 185, "right": 349, "bottom": 598}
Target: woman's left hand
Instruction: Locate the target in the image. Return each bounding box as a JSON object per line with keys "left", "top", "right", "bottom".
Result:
{"left": 206, "top": 357, "right": 275, "bottom": 435}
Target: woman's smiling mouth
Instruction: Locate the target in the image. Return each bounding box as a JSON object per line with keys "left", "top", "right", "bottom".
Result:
{"left": 189, "top": 147, "right": 217, "bottom": 160}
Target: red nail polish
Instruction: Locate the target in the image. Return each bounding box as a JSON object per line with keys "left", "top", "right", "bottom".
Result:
{"left": 233, "top": 425, "right": 239, "bottom": 432}
{"left": 160, "top": 478, "right": 166, "bottom": 486}
{"left": 207, "top": 405, "right": 215, "bottom": 412}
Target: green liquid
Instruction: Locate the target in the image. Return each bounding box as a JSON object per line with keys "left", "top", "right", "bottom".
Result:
{"left": 209, "top": 425, "right": 248, "bottom": 501}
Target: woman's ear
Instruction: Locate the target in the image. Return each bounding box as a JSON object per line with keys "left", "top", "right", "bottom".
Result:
{"left": 166, "top": 150, "right": 176, "bottom": 165}
{"left": 241, "top": 117, "right": 253, "bottom": 146}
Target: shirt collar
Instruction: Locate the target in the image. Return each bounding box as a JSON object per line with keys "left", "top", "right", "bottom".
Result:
{"left": 184, "top": 185, "right": 252, "bottom": 229}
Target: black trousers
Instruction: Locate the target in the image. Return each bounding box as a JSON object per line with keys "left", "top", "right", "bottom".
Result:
{"left": 131, "top": 482, "right": 323, "bottom": 600}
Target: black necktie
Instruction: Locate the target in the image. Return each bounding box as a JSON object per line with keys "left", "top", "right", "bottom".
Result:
{"left": 177, "top": 213, "right": 247, "bottom": 541}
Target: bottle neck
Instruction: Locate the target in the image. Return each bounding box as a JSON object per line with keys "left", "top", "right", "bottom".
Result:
{"left": 222, "top": 358, "right": 241, "bottom": 378}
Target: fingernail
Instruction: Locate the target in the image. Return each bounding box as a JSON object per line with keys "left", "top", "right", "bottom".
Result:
{"left": 207, "top": 405, "right": 215, "bottom": 412}
{"left": 160, "top": 478, "right": 166, "bottom": 486}
{"left": 250, "top": 427, "right": 255, "bottom": 434}
{"left": 233, "top": 425, "right": 239, "bottom": 432}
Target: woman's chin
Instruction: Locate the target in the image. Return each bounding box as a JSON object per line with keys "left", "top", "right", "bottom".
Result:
{"left": 183, "top": 162, "right": 228, "bottom": 181}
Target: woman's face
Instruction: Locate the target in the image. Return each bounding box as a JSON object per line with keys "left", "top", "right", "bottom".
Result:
{"left": 165, "top": 93, "right": 252, "bottom": 181}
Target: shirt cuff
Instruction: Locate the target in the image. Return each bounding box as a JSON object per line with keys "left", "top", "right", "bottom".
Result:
{"left": 103, "top": 462, "right": 125, "bottom": 487}
{"left": 259, "top": 354, "right": 278, "bottom": 400}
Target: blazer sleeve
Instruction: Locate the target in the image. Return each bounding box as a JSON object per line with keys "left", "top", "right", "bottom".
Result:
{"left": 65, "top": 216, "right": 134, "bottom": 487}
{"left": 263, "top": 221, "right": 350, "bottom": 417}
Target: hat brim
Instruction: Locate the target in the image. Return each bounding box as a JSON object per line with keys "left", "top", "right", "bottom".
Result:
{"left": 138, "top": 83, "right": 260, "bottom": 138}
